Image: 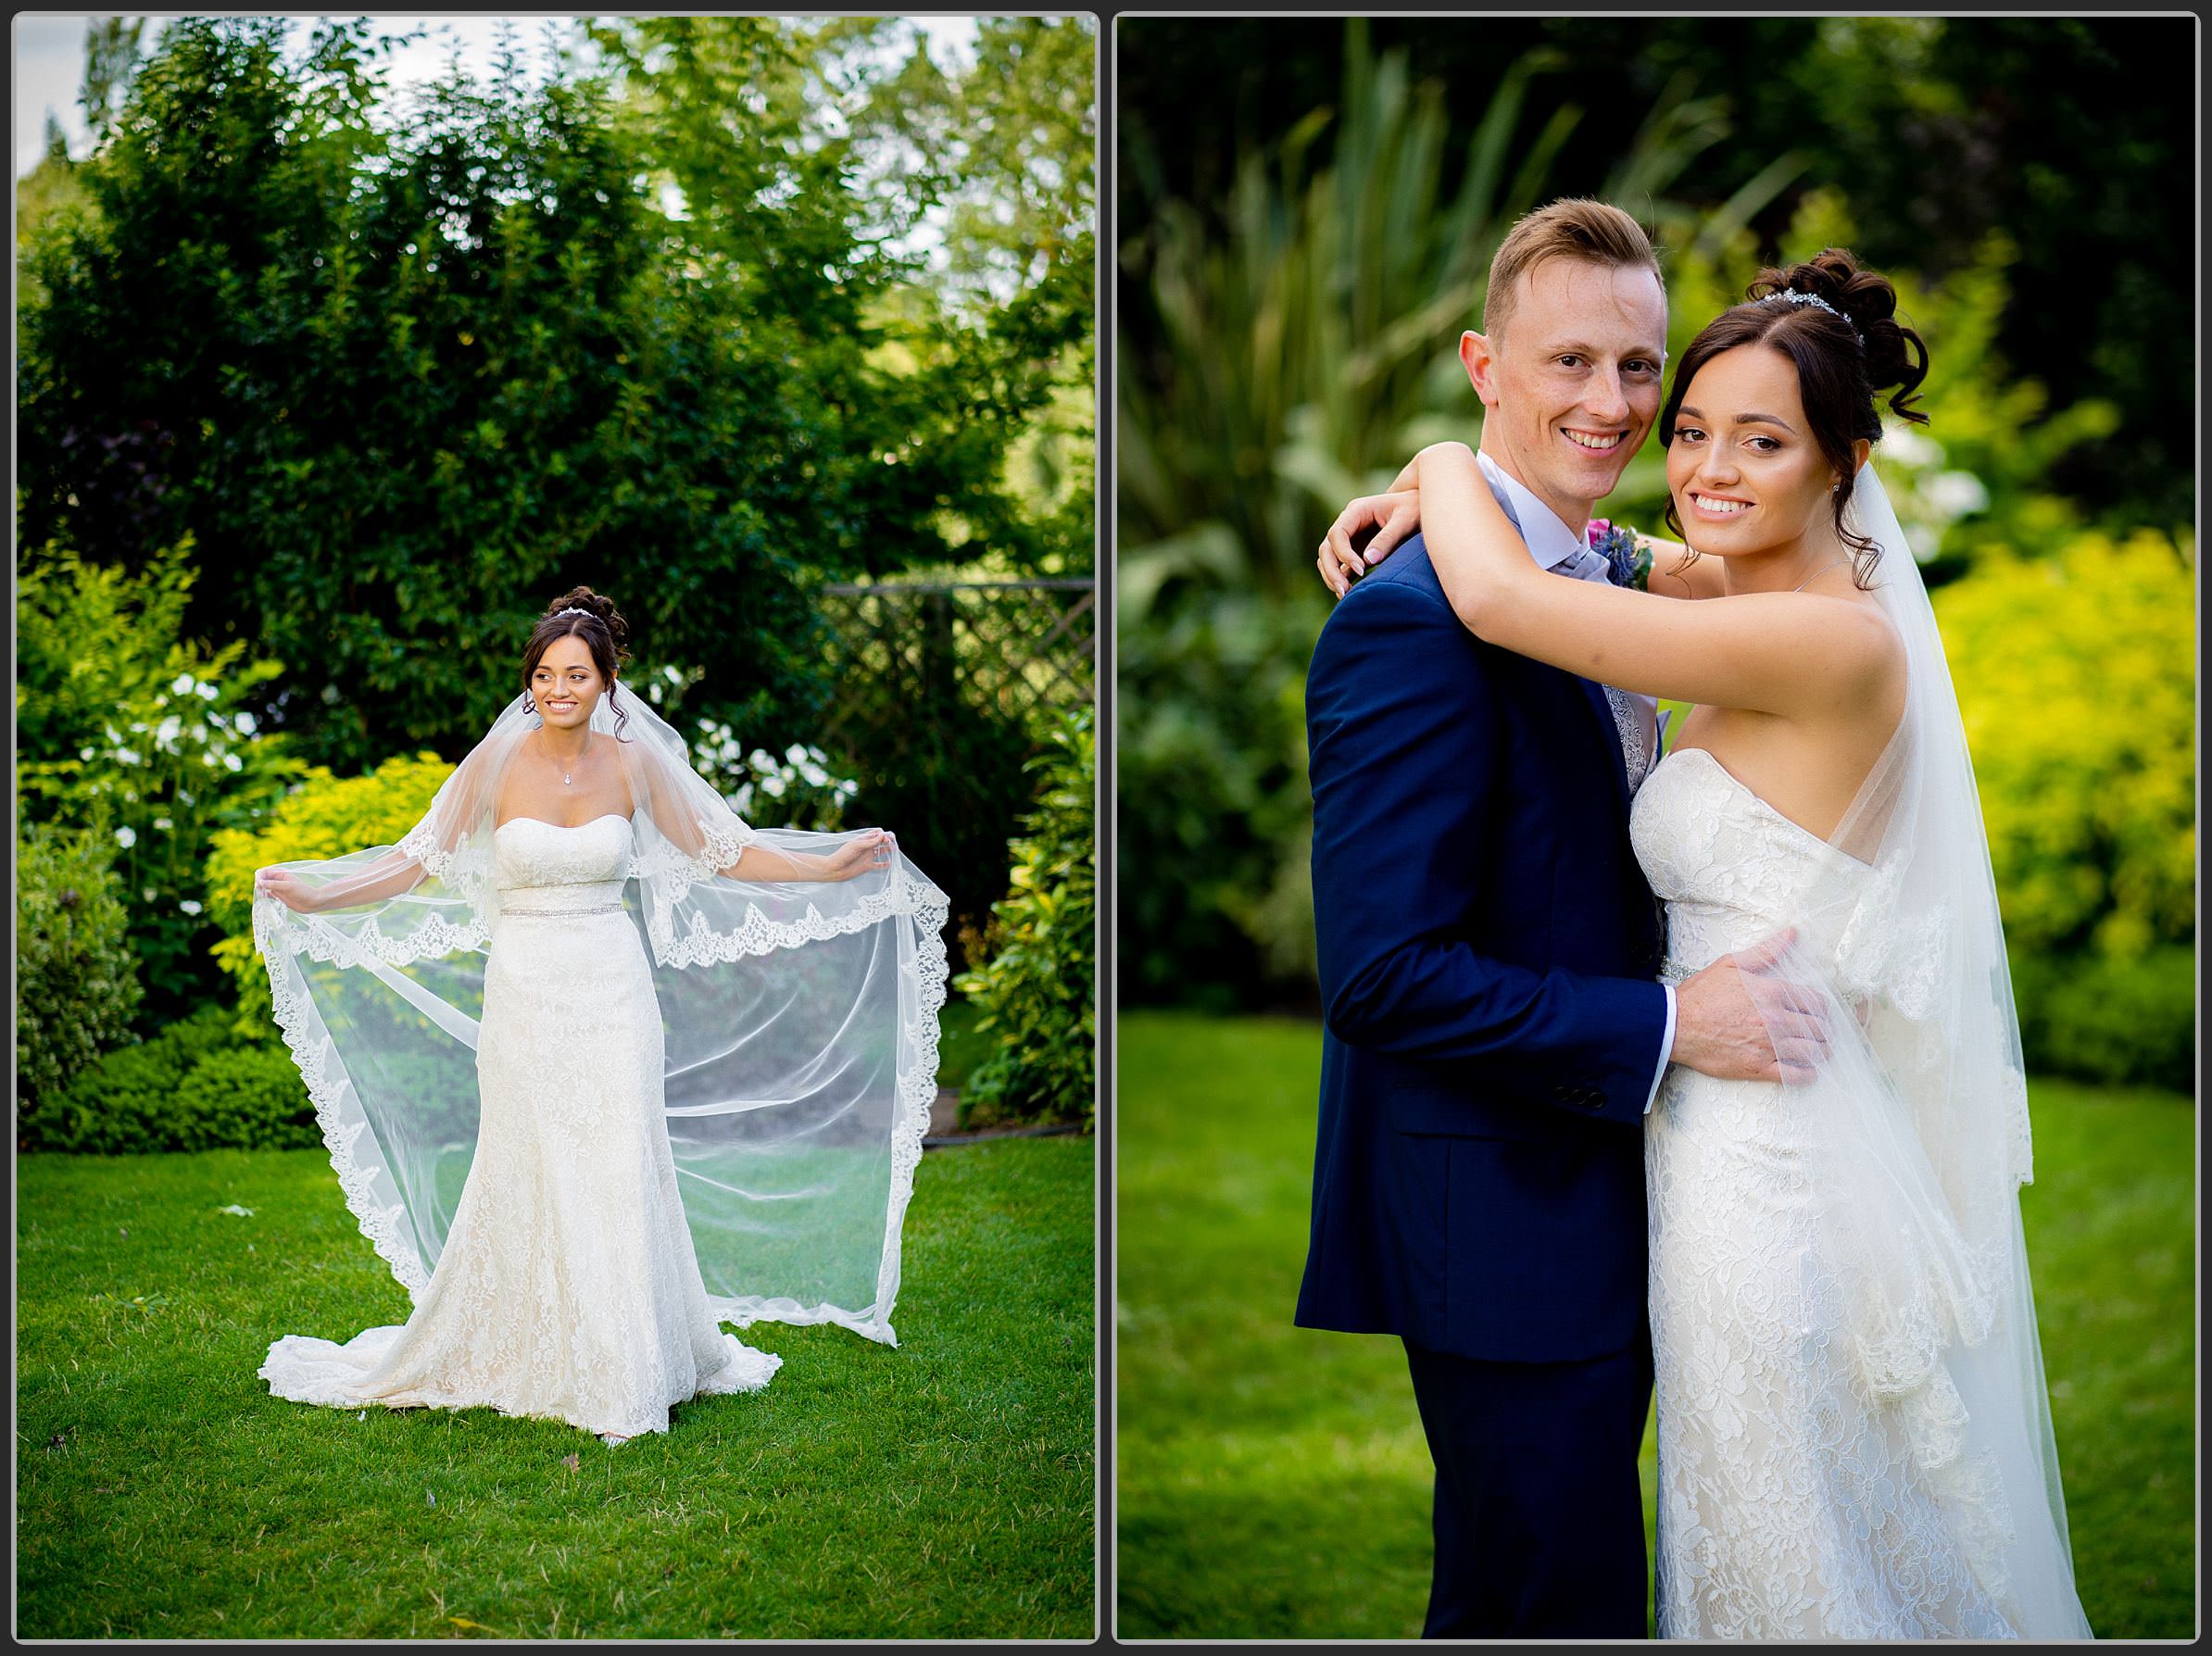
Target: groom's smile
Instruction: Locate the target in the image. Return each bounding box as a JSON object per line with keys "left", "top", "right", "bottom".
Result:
{"left": 1562, "top": 425, "right": 1629, "bottom": 453}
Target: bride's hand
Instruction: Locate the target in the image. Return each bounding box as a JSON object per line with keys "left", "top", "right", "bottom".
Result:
{"left": 1317, "top": 488, "right": 1422, "bottom": 599}
{"left": 254, "top": 869, "right": 320, "bottom": 913}
{"left": 818, "top": 829, "right": 893, "bottom": 883}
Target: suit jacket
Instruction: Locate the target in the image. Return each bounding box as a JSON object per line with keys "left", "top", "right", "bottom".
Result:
{"left": 1294, "top": 534, "right": 1670, "bottom": 1362}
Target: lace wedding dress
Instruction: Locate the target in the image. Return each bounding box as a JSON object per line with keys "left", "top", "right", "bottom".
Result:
{"left": 1634, "top": 746, "right": 2041, "bottom": 1637}
{"left": 259, "top": 813, "right": 781, "bottom": 1438}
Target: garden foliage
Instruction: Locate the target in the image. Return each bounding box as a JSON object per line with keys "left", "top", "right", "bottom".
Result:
{"left": 16, "top": 821, "right": 144, "bottom": 1125}
{"left": 18, "top": 16, "right": 1086, "bottom": 788}
{"left": 1936, "top": 530, "right": 2195, "bottom": 1088}
{"left": 17, "top": 1006, "right": 316, "bottom": 1156}
{"left": 954, "top": 707, "right": 1096, "bottom": 1129}
{"left": 205, "top": 752, "right": 458, "bottom": 1036}
{"left": 16, "top": 540, "right": 300, "bottom": 1021}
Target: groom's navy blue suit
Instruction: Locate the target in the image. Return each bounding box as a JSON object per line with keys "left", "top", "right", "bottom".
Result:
{"left": 1296, "top": 533, "right": 1672, "bottom": 1638}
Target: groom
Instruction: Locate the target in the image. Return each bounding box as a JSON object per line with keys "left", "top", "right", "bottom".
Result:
{"left": 1296, "top": 199, "right": 1805, "bottom": 1638}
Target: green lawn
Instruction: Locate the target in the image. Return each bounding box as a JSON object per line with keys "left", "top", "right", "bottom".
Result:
{"left": 1115, "top": 1010, "right": 2194, "bottom": 1640}
{"left": 19, "top": 1135, "right": 1095, "bottom": 1639}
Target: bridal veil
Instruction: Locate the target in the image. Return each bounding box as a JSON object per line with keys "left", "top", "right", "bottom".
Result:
{"left": 1741, "top": 466, "right": 2092, "bottom": 1634}
{"left": 251, "top": 681, "right": 949, "bottom": 1347}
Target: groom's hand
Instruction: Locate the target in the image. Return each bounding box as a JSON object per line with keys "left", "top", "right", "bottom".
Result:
{"left": 1317, "top": 489, "right": 1422, "bottom": 597}
{"left": 1670, "top": 928, "right": 1832, "bottom": 1085}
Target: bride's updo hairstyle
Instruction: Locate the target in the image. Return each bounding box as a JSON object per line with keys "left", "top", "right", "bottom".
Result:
{"left": 1659, "top": 248, "right": 1929, "bottom": 585}
{"left": 522, "top": 585, "right": 635, "bottom": 739}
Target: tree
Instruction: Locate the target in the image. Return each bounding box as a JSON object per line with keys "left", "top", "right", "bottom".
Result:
{"left": 19, "top": 16, "right": 1078, "bottom": 778}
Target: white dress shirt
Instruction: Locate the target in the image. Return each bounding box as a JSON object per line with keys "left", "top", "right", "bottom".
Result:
{"left": 1474, "top": 450, "right": 1678, "bottom": 1114}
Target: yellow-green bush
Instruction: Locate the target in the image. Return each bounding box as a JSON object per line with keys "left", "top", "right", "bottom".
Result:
{"left": 205, "top": 752, "right": 458, "bottom": 1036}
{"left": 1936, "top": 527, "right": 2194, "bottom": 1086}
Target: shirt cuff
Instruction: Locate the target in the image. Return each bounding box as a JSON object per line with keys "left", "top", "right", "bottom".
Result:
{"left": 1644, "top": 983, "right": 1678, "bottom": 1115}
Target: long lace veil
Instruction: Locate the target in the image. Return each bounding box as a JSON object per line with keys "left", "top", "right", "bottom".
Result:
{"left": 251, "top": 680, "right": 949, "bottom": 1347}
{"left": 1742, "top": 466, "right": 2092, "bottom": 1634}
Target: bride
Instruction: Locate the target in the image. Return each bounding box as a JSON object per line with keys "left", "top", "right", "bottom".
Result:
{"left": 251, "top": 587, "right": 948, "bottom": 1444}
{"left": 1319, "top": 255, "right": 2092, "bottom": 1637}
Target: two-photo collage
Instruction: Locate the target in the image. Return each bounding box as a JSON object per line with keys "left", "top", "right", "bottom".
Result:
{"left": 13, "top": 10, "right": 2196, "bottom": 1645}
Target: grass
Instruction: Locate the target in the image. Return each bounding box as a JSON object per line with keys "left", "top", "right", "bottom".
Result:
{"left": 1114, "top": 1010, "right": 2194, "bottom": 1640}
{"left": 18, "top": 1134, "right": 1095, "bottom": 1639}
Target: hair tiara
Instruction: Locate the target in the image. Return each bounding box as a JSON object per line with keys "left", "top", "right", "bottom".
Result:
{"left": 1764, "top": 288, "right": 1863, "bottom": 346}
{"left": 554, "top": 607, "right": 594, "bottom": 619}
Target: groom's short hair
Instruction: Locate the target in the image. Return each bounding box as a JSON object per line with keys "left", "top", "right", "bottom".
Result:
{"left": 1485, "top": 199, "right": 1663, "bottom": 340}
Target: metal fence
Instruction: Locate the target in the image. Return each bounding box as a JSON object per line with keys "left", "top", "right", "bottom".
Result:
{"left": 813, "top": 578, "right": 1094, "bottom": 960}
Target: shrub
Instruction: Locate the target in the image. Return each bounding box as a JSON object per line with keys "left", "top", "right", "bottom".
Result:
{"left": 2011, "top": 946, "right": 2195, "bottom": 1097}
{"left": 16, "top": 820, "right": 144, "bottom": 1129}
{"left": 204, "top": 751, "right": 459, "bottom": 1037}
{"left": 1935, "top": 527, "right": 2194, "bottom": 1090}
{"left": 17, "top": 1004, "right": 316, "bottom": 1154}
{"left": 953, "top": 706, "right": 1096, "bottom": 1129}
{"left": 16, "top": 539, "right": 301, "bottom": 1023}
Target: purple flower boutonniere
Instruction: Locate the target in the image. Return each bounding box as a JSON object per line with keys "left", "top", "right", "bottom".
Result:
{"left": 1588, "top": 520, "right": 1653, "bottom": 591}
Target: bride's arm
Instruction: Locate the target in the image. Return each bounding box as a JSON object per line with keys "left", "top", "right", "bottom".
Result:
{"left": 1317, "top": 466, "right": 1723, "bottom": 601}
{"left": 714, "top": 833, "right": 889, "bottom": 884}
{"left": 257, "top": 847, "right": 431, "bottom": 912}
{"left": 1410, "top": 441, "right": 1896, "bottom": 717}
{"left": 632, "top": 745, "right": 889, "bottom": 883}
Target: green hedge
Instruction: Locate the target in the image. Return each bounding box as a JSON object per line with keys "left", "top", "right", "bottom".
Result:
{"left": 2012, "top": 946, "right": 2195, "bottom": 1097}
{"left": 17, "top": 1005, "right": 317, "bottom": 1155}
{"left": 16, "top": 820, "right": 143, "bottom": 1126}
{"left": 954, "top": 707, "right": 1096, "bottom": 1130}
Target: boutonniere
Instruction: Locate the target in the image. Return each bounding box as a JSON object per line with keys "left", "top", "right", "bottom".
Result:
{"left": 1588, "top": 520, "right": 1653, "bottom": 592}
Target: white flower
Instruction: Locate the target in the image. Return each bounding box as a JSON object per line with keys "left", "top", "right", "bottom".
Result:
{"left": 114, "top": 825, "right": 137, "bottom": 848}
{"left": 224, "top": 753, "right": 243, "bottom": 772}
{"left": 233, "top": 711, "right": 256, "bottom": 734}
{"left": 730, "top": 784, "right": 756, "bottom": 815}
{"left": 179, "top": 898, "right": 203, "bottom": 915}
{"left": 116, "top": 749, "right": 141, "bottom": 765}
{"left": 171, "top": 673, "right": 195, "bottom": 696}
{"left": 196, "top": 683, "right": 218, "bottom": 701}
{"left": 153, "top": 816, "right": 173, "bottom": 831}
{"left": 1881, "top": 422, "right": 1941, "bottom": 467}
{"left": 155, "top": 716, "right": 183, "bottom": 750}
{"left": 785, "top": 743, "right": 807, "bottom": 765}
{"left": 761, "top": 774, "right": 786, "bottom": 797}
{"left": 1924, "top": 470, "right": 1989, "bottom": 521}
{"left": 79, "top": 746, "right": 94, "bottom": 761}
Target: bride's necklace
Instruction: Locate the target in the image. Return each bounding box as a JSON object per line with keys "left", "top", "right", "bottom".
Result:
{"left": 540, "top": 734, "right": 589, "bottom": 787}
{"left": 1791, "top": 558, "right": 1850, "bottom": 592}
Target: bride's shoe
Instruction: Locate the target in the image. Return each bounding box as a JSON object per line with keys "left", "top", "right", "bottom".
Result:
{"left": 599, "top": 1432, "right": 632, "bottom": 1447}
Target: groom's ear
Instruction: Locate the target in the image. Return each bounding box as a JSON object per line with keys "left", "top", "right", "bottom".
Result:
{"left": 1460, "top": 330, "right": 1502, "bottom": 408}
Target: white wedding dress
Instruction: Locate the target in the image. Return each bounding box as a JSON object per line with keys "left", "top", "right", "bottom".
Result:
{"left": 1634, "top": 746, "right": 2029, "bottom": 1637}
{"left": 259, "top": 812, "right": 781, "bottom": 1438}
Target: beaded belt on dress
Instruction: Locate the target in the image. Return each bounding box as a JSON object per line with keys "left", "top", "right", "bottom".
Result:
{"left": 1659, "top": 957, "right": 1697, "bottom": 985}
{"left": 497, "top": 881, "right": 627, "bottom": 918}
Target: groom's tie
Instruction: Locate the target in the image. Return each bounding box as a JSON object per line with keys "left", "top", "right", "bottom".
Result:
{"left": 1539, "top": 537, "right": 1664, "bottom": 795}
